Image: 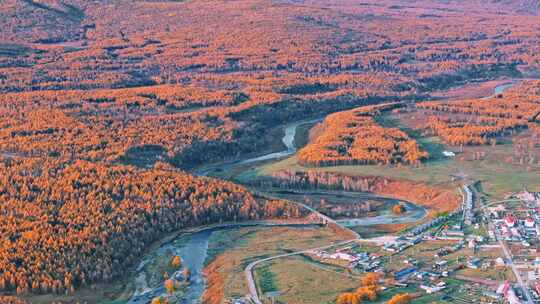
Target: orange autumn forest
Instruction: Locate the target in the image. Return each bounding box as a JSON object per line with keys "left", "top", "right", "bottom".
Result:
{"left": 1, "top": 0, "right": 540, "bottom": 304}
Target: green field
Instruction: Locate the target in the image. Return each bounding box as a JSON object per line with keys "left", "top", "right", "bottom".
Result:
{"left": 255, "top": 263, "right": 278, "bottom": 294}
{"left": 262, "top": 254, "right": 491, "bottom": 304}
{"left": 265, "top": 256, "right": 359, "bottom": 304}
{"left": 208, "top": 101, "right": 540, "bottom": 304}
{"left": 253, "top": 133, "right": 540, "bottom": 200}
{"left": 201, "top": 225, "right": 351, "bottom": 302}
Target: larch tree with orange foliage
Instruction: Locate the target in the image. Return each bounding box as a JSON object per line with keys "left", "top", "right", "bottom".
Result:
{"left": 171, "top": 256, "right": 182, "bottom": 269}
{"left": 386, "top": 293, "right": 413, "bottom": 304}
{"left": 392, "top": 204, "right": 406, "bottom": 215}
{"left": 299, "top": 104, "right": 428, "bottom": 167}
{"left": 336, "top": 273, "right": 381, "bottom": 304}
{"left": 164, "top": 279, "right": 175, "bottom": 295}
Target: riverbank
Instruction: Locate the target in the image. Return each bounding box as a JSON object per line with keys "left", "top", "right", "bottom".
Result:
{"left": 133, "top": 224, "right": 351, "bottom": 304}
{"left": 111, "top": 79, "right": 522, "bottom": 304}
{"left": 127, "top": 219, "right": 327, "bottom": 304}
{"left": 430, "top": 79, "right": 516, "bottom": 101}
{"left": 195, "top": 117, "right": 323, "bottom": 177}
{"left": 259, "top": 189, "right": 427, "bottom": 227}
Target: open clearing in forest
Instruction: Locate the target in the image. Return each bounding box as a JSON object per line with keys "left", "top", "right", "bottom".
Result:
{"left": 254, "top": 111, "right": 540, "bottom": 200}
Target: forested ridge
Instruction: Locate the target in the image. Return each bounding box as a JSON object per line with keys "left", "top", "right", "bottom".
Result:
{"left": 1, "top": 0, "right": 540, "bottom": 301}
{"left": 2, "top": 0, "right": 540, "bottom": 169}
{"left": 417, "top": 80, "right": 540, "bottom": 146}
{"left": 298, "top": 104, "right": 428, "bottom": 166}
{"left": 1, "top": 0, "right": 539, "bottom": 92}
{"left": 260, "top": 170, "right": 461, "bottom": 214}
{"left": 0, "top": 159, "right": 303, "bottom": 295}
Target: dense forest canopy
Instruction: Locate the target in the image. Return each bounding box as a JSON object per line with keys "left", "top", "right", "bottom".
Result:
{"left": 0, "top": 159, "right": 303, "bottom": 294}
{"left": 1, "top": 0, "right": 539, "bottom": 168}
{"left": 1, "top": 0, "right": 540, "bottom": 301}
{"left": 298, "top": 103, "right": 429, "bottom": 166}
{"left": 418, "top": 80, "right": 540, "bottom": 146}
{"left": 1, "top": 0, "right": 540, "bottom": 92}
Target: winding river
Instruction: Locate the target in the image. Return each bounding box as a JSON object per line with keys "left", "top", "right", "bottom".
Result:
{"left": 128, "top": 223, "right": 321, "bottom": 304}
{"left": 338, "top": 201, "right": 426, "bottom": 227}
{"left": 238, "top": 117, "right": 322, "bottom": 164}
{"left": 128, "top": 230, "right": 212, "bottom": 304}
{"left": 493, "top": 82, "right": 514, "bottom": 95}
{"left": 128, "top": 117, "right": 427, "bottom": 304}
{"left": 266, "top": 189, "right": 428, "bottom": 227}
{"left": 127, "top": 81, "right": 516, "bottom": 304}
{"left": 196, "top": 117, "right": 322, "bottom": 176}
{"left": 128, "top": 117, "right": 326, "bottom": 304}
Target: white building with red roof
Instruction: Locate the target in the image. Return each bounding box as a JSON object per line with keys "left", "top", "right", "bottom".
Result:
{"left": 505, "top": 215, "right": 517, "bottom": 227}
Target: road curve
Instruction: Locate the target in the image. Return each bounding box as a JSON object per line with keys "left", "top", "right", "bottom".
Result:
{"left": 223, "top": 82, "right": 519, "bottom": 303}
{"left": 244, "top": 190, "right": 361, "bottom": 303}
{"left": 244, "top": 239, "right": 357, "bottom": 304}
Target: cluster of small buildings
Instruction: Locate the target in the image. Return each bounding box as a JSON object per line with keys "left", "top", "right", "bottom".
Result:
{"left": 383, "top": 237, "right": 421, "bottom": 253}
{"left": 491, "top": 212, "right": 539, "bottom": 245}
{"left": 420, "top": 281, "right": 447, "bottom": 294}
{"left": 495, "top": 281, "right": 522, "bottom": 304}
{"left": 406, "top": 209, "right": 461, "bottom": 237}
{"left": 434, "top": 240, "right": 464, "bottom": 258}
{"left": 393, "top": 265, "right": 451, "bottom": 295}
{"left": 394, "top": 266, "right": 418, "bottom": 281}
{"left": 310, "top": 247, "right": 381, "bottom": 270}
{"left": 354, "top": 255, "right": 382, "bottom": 272}
{"left": 484, "top": 190, "right": 540, "bottom": 303}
